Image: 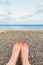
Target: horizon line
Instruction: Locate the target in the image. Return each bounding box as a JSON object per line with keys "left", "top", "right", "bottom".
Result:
{"left": 0, "top": 24, "right": 43, "bottom": 26}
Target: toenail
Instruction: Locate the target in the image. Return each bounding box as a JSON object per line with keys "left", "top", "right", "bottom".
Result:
{"left": 19, "top": 42, "right": 22, "bottom": 44}
{"left": 16, "top": 42, "right": 20, "bottom": 45}
{"left": 18, "top": 42, "right": 20, "bottom": 45}
{"left": 22, "top": 42, "right": 25, "bottom": 44}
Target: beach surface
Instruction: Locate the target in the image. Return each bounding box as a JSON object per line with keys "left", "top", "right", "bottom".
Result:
{"left": 0, "top": 31, "right": 43, "bottom": 65}
{"left": 0, "top": 30, "right": 6, "bottom": 33}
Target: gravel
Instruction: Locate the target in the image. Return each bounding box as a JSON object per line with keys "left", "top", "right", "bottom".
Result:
{"left": 0, "top": 31, "right": 43, "bottom": 65}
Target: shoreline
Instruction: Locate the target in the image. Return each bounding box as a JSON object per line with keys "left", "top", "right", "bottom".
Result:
{"left": 0, "top": 30, "right": 6, "bottom": 33}
{"left": 0, "top": 30, "right": 43, "bottom": 33}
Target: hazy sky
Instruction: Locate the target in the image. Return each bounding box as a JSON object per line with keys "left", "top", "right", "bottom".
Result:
{"left": 0, "top": 0, "right": 43, "bottom": 24}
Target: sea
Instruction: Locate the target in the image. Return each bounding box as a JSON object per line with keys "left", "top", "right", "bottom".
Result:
{"left": 0, "top": 24, "right": 43, "bottom": 30}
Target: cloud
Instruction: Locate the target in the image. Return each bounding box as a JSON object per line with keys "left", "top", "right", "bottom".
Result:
{"left": 0, "top": 6, "right": 5, "bottom": 15}
{"left": 0, "top": 5, "right": 42, "bottom": 24}
{"left": 1, "top": 0, "right": 9, "bottom": 4}
{"left": 40, "top": 2, "right": 43, "bottom": 6}
{"left": 15, "top": 13, "right": 43, "bottom": 24}
{"left": 14, "top": 7, "right": 43, "bottom": 24}
{"left": 36, "top": 7, "right": 43, "bottom": 14}
{"left": 0, "top": 0, "right": 9, "bottom": 6}
{"left": 0, "top": 0, "right": 43, "bottom": 25}
{"left": 9, "top": 7, "right": 35, "bottom": 20}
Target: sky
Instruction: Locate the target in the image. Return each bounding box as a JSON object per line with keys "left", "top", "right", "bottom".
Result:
{"left": 0, "top": 0, "right": 43, "bottom": 24}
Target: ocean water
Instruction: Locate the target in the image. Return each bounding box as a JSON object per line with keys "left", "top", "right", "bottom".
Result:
{"left": 0, "top": 25, "right": 43, "bottom": 30}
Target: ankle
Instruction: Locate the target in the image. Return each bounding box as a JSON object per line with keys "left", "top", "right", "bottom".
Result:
{"left": 6, "top": 55, "right": 16, "bottom": 65}
{"left": 22, "top": 59, "right": 30, "bottom": 65}
{"left": 6, "top": 59, "right": 15, "bottom": 65}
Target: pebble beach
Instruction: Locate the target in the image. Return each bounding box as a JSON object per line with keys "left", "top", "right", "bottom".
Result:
{"left": 0, "top": 31, "right": 43, "bottom": 65}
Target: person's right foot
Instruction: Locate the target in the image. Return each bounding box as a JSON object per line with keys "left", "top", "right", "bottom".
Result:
{"left": 6, "top": 42, "right": 21, "bottom": 65}
{"left": 21, "top": 42, "right": 31, "bottom": 65}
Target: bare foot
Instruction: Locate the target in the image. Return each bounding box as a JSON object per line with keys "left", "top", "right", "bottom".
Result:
{"left": 6, "top": 42, "right": 21, "bottom": 65}
{"left": 21, "top": 42, "right": 31, "bottom": 65}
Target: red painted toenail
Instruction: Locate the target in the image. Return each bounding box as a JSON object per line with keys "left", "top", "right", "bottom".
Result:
{"left": 16, "top": 42, "right": 20, "bottom": 45}
{"left": 16, "top": 42, "right": 26, "bottom": 45}
{"left": 18, "top": 42, "right": 20, "bottom": 45}
{"left": 22, "top": 42, "right": 24, "bottom": 44}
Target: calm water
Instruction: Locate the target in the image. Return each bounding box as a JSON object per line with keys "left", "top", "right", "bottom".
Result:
{"left": 0, "top": 25, "right": 43, "bottom": 30}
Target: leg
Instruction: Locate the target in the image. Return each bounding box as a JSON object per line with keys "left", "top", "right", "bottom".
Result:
{"left": 21, "top": 42, "right": 31, "bottom": 65}
{"left": 6, "top": 42, "right": 21, "bottom": 65}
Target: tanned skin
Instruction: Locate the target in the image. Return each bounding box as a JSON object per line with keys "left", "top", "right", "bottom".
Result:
{"left": 6, "top": 42, "right": 31, "bottom": 65}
